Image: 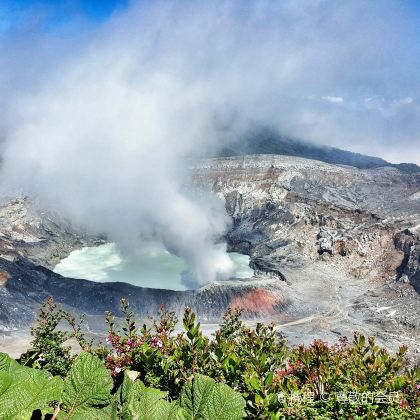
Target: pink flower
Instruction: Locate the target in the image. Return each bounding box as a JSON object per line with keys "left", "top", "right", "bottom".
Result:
{"left": 275, "top": 369, "right": 288, "bottom": 379}
{"left": 150, "top": 336, "right": 163, "bottom": 349}
{"left": 336, "top": 336, "right": 348, "bottom": 350}
{"left": 114, "top": 366, "right": 122, "bottom": 374}
{"left": 274, "top": 367, "right": 294, "bottom": 379}
{"left": 106, "top": 334, "right": 112, "bottom": 345}
{"left": 127, "top": 339, "right": 134, "bottom": 347}
{"left": 311, "top": 338, "right": 328, "bottom": 347}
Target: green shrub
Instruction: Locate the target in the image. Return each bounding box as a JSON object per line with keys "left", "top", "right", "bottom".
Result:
{"left": 95, "top": 299, "right": 419, "bottom": 419}
{"left": 19, "top": 296, "right": 90, "bottom": 377}
{"left": 120, "top": 372, "right": 246, "bottom": 419}
{"left": 2, "top": 297, "right": 419, "bottom": 419}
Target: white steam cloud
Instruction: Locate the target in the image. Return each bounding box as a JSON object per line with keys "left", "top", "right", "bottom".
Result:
{"left": 0, "top": 1, "right": 419, "bottom": 287}
{"left": 0, "top": 30, "right": 237, "bottom": 287}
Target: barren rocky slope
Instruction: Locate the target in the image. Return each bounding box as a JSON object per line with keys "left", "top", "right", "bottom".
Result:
{"left": 0, "top": 155, "right": 419, "bottom": 359}
{"left": 195, "top": 156, "right": 420, "bottom": 291}
{"left": 195, "top": 156, "right": 420, "bottom": 355}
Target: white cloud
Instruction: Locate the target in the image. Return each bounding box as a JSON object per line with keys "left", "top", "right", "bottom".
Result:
{"left": 322, "top": 96, "right": 344, "bottom": 104}
{"left": 397, "top": 97, "right": 414, "bottom": 105}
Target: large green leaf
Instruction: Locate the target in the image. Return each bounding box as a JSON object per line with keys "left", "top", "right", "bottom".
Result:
{"left": 179, "top": 374, "right": 215, "bottom": 419}
{"left": 121, "top": 373, "right": 181, "bottom": 420}
{"left": 0, "top": 352, "right": 30, "bottom": 380}
{"left": 179, "top": 374, "right": 245, "bottom": 420}
{"left": 60, "top": 352, "right": 114, "bottom": 419}
{"left": 60, "top": 405, "right": 114, "bottom": 420}
{"left": 0, "top": 371, "right": 12, "bottom": 394}
{"left": 0, "top": 352, "right": 62, "bottom": 420}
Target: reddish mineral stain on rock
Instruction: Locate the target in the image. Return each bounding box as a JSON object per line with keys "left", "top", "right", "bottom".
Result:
{"left": 229, "top": 288, "right": 281, "bottom": 314}
{"left": 0, "top": 270, "right": 10, "bottom": 287}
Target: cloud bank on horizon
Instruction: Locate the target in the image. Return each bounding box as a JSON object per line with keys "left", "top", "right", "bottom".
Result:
{"left": 0, "top": 0, "right": 419, "bottom": 287}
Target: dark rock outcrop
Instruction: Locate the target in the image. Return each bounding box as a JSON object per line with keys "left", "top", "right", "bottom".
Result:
{"left": 0, "top": 256, "right": 287, "bottom": 330}
{"left": 395, "top": 229, "right": 420, "bottom": 293}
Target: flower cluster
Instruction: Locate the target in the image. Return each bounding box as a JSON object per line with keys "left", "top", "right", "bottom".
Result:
{"left": 335, "top": 336, "right": 349, "bottom": 350}
{"left": 398, "top": 399, "right": 408, "bottom": 408}
{"left": 103, "top": 332, "right": 144, "bottom": 376}
{"left": 150, "top": 336, "right": 163, "bottom": 349}
{"left": 105, "top": 353, "right": 131, "bottom": 376}
{"left": 102, "top": 322, "right": 169, "bottom": 376}
{"left": 310, "top": 338, "right": 330, "bottom": 349}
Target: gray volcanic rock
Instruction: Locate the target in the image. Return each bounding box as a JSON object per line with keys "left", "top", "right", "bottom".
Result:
{"left": 193, "top": 156, "right": 420, "bottom": 288}
{"left": 0, "top": 197, "right": 287, "bottom": 330}
{"left": 394, "top": 228, "right": 420, "bottom": 293}
{"left": 0, "top": 197, "right": 102, "bottom": 269}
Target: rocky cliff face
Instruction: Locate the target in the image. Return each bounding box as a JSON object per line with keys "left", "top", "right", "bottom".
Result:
{"left": 194, "top": 156, "right": 420, "bottom": 290}
{"left": 0, "top": 197, "right": 102, "bottom": 269}
{"left": 394, "top": 228, "right": 420, "bottom": 293}
{"left": 0, "top": 197, "right": 287, "bottom": 330}
{"left": 0, "top": 156, "right": 419, "bottom": 358}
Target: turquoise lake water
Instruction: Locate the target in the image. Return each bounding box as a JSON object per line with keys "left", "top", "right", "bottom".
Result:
{"left": 54, "top": 242, "right": 254, "bottom": 290}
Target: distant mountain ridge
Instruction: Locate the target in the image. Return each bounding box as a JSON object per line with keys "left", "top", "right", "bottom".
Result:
{"left": 217, "top": 128, "right": 420, "bottom": 173}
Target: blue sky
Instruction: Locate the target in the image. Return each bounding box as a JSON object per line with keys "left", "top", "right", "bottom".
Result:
{"left": 0, "top": 0, "right": 128, "bottom": 34}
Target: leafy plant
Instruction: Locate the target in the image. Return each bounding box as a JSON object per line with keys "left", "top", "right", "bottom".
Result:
{"left": 0, "top": 352, "right": 62, "bottom": 419}
{"left": 178, "top": 374, "right": 246, "bottom": 419}
{"left": 59, "top": 352, "right": 114, "bottom": 419}
{"left": 120, "top": 374, "right": 180, "bottom": 419}
{"left": 120, "top": 371, "right": 246, "bottom": 420}
{"left": 95, "top": 299, "right": 420, "bottom": 419}
{"left": 19, "top": 296, "right": 91, "bottom": 377}
{"left": 5, "top": 297, "right": 419, "bottom": 419}
{"left": 0, "top": 351, "right": 115, "bottom": 419}
{"left": 0, "top": 350, "right": 246, "bottom": 420}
